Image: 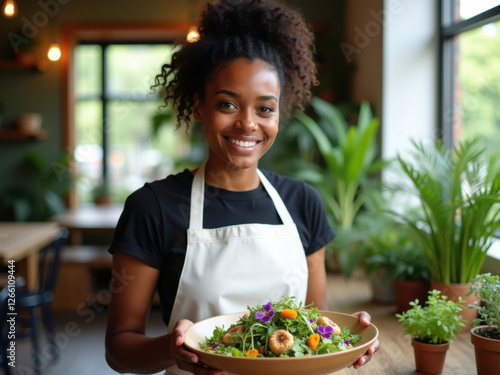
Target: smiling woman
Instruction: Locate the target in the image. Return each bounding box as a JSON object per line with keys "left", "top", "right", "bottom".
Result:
{"left": 104, "top": 1, "right": 379, "bottom": 374}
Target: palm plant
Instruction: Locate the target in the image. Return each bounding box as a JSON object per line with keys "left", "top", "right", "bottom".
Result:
{"left": 395, "top": 137, "right": 500, "bottom": 284}
{"left": 294, "top": 97, "right": 382, "bottom": 229}
{"left": 291, "top": 97, "right": 387, "bottom": 276}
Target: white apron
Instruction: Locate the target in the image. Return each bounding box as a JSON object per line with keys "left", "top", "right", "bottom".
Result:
{"left": 166, "top": 164, "right": 308, "bottom": 374}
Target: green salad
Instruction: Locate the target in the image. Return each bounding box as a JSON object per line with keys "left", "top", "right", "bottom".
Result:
{"left": 200, "top": 296, "right": 361, "bottom": 358}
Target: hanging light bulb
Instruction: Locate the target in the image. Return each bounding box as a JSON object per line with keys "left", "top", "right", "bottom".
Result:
{"left": 186, "top": 24, "right": 200, "bottom": 43}
{"left": 2, "top": 0, "right": 18, "bottom": 18}
{"left": 47, "top": 43, "right": 61, "bottom": 61}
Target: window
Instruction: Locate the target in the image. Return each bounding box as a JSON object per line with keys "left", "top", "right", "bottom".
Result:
{"left": 440, "top": 1, "right": 500, "bottom": 154}
{"left": 73, "top": 42, "right": 192, "bottom": 203}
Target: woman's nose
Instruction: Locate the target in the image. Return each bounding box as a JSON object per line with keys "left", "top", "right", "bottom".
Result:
{"left": 234, "top": 110, "right": 257, "bottom": 131}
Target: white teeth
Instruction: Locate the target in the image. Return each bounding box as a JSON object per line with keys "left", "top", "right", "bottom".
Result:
{"left": 229, "top": 139, "right": 257, "bottom": 148}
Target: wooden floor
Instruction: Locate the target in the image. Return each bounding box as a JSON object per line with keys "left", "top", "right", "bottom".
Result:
{"left": 15, "top": 272, "right": 478, "bottom": 375}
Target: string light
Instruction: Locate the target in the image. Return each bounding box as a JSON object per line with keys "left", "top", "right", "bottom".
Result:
{"left": 2, "top": 0, "right": 18, "bottom": 18}
{"left": 47, "top": 43, "right": 61, "bottom": 61}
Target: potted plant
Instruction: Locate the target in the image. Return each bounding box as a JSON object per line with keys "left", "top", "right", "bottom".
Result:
{"left": 0, "top": 151, "right": 71, "bottom": 221}
{"left": 466, "top": 273, "right": 500, "bottom": 375}
{"left": 396, "top": 289, "right": 467, "bottom": 374}
{"left": 390, "top": 243, "right": 431, "bottom": 313}
{"left": 343, "top": 193, "right": 431, "bottom": 307}
{"left": 290, "top": 97, "right": 387, "bottom": 276}
{"left": 394, "top": 137, "right": 500, "bottom": 325}
{"left": 361, "top": 215, "right": 431, "bottom": 310}
{"left": 92, "top": 178, "right": 113, "bottom": 206}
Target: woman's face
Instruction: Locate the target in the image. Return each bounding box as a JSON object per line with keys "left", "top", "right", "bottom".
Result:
{"left": 194, "top": 58, "right": 281, "bottom": 172}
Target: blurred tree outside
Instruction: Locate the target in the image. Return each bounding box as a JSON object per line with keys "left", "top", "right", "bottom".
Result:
{"left": 457, "top": 20, "right": 500, "bottom": 155}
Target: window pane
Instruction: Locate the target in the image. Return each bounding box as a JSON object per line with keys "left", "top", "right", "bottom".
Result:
{"left": 456, "top": 0, "right": 500, "bottom": 21}
{"left": 74, "top": 100, "right": 104, "bottom": 203}
{"left": 107, "top": 100, "right": 191, "bottom": 201}
{"left": 453, "top": 20, "right": 500, "bottom": 154}
{"left": 75, "top": 45, "right": 102, "bottom": 97}
{"left": 106, "top": 45, "right": 175, "bottom": 97}
{"left": 73, "top": 42, "right": 190, "bottom": 204}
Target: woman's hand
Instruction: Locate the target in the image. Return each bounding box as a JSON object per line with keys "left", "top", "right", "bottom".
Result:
{"left": 170, "top": 319, "right": 223, "bottom": 375}
{"left": 349, "top": 311, "right": 379, "bottom": 369}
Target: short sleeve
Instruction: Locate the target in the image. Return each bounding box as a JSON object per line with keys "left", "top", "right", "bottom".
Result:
{"left": 108, "top": 186, "right": 164, "bottom": 269}
{"left": 301, "top": 182, "right": 336, "bottom": 255}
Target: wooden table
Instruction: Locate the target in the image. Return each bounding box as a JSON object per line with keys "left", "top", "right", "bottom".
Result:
{"left": 50, "top": 204, "right": 122, "bottom": 310}
{"left": 51, "top": 203, "right": 123, "bottom": 245}
{"left": 0, "top": 222, "right": 60, "bottom": 289}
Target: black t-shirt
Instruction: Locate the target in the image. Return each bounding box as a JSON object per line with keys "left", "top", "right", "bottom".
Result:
{"left": 109, "top": 169, "right": 335, "bottom": 324}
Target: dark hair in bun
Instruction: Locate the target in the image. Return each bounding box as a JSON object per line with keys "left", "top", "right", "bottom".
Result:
{"left": 152, "top": 0, "right": 318, "bottom": 129}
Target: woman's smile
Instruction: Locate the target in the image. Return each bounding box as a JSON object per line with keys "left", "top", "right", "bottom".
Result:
{"left": 227, "top": 137, "right": 258, "bottom": 148}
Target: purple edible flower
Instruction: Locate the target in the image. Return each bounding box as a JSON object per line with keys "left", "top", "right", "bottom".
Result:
{"left": 255, "top": 302, "right": 275, "bottom": 323}
{"left": 318, "top": 325, "right": 334, "bottom": 339}
{"left": 344, "top": 339, "right": 350, "bottom": 346}
{"left": 308, "top": 318, "right": 314, "bottom": 324}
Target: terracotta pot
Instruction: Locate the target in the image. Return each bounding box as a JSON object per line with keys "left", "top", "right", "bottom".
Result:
{"left": 411, "top": 339, "right": 449, "bottom": 374}
{"left": 470, "top": 325, "right": 500, "bottom": 375}
{"left": 393, "top": 279, "right": 429, "bottom": 313}
{"left": 430, "top": 280, "right": 478, "bottom": 330}
{"left": 94, "top": 196, "right": 113, "bottom": 206}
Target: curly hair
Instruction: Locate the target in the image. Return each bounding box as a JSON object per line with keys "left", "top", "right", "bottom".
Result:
{"left": 152, "top": 0, "right": 318, "bottom": 129}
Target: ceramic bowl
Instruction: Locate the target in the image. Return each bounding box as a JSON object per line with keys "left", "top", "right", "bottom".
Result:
{"left": 184, "top": 310, "right": 379, "bottom": 375}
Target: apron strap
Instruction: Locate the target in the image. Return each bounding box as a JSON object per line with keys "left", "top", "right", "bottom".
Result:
{"left": 189, "top": 164, "right": 295, "bottom": 229}
{"left": 189, "top": 164, "right": 205, "bottom": 230}
{"left": 256, "top": 169, "right": 295, "bottom": 226}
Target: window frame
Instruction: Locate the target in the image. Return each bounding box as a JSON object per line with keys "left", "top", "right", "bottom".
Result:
{"left": 439, "top": 2, "right": 500, "bottom": 147}
{"left": 62, "top": 23, "right": 187, "bottom": 207}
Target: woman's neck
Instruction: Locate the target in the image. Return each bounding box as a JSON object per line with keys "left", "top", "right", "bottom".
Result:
{"left": 202, "top": 162, "right": 260, "bottom": 191}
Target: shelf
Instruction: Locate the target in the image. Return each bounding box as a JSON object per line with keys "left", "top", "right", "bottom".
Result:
{"left": 0, "top": 59, "right": 46, "bottom": 72}
{"left": 0, "top": 129, "right": 47, "bottom": 140}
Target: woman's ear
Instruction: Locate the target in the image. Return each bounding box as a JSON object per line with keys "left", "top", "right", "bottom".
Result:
{"left": 193, "top": 93, "right": 203, "bottom": 122}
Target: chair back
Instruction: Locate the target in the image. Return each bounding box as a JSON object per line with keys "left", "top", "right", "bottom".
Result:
{"left": 37, "top": 227, "right": 68, "bottom": 295}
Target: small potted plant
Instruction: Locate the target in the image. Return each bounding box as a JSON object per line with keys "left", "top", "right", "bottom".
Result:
{"left": 396, "top": 289, "right": 466, "bottom": 374}
{"left": 466, "top": 273, "right": 500, "bottom": 375}
{"left": 353, "top": 203, "right": 430, "bottom": 307}
{"left": 389, "top": 242, "right": 431, "bottom": 313}
{"left": 361, "top": 213, "right": 431, "bottom": 308}
{"left": 92, "top": 179, "right": 112, "bottom": 206}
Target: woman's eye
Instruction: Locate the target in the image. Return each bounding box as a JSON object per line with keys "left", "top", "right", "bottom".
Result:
{"left": 219, "top": 101, "right": 236, "bottom": 110}
{"left": 259, "top": 106, "right": 275, "bottom": 114}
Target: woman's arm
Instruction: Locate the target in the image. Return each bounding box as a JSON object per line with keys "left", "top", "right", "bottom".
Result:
{"left": 105, "top": 253, "right": 223, "bottom": 375}
{"left": 306, "top": 247, "right": 328, "bottom": 310}
{"left": 105, "top": 253, "right": 175, "bottom": 373}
